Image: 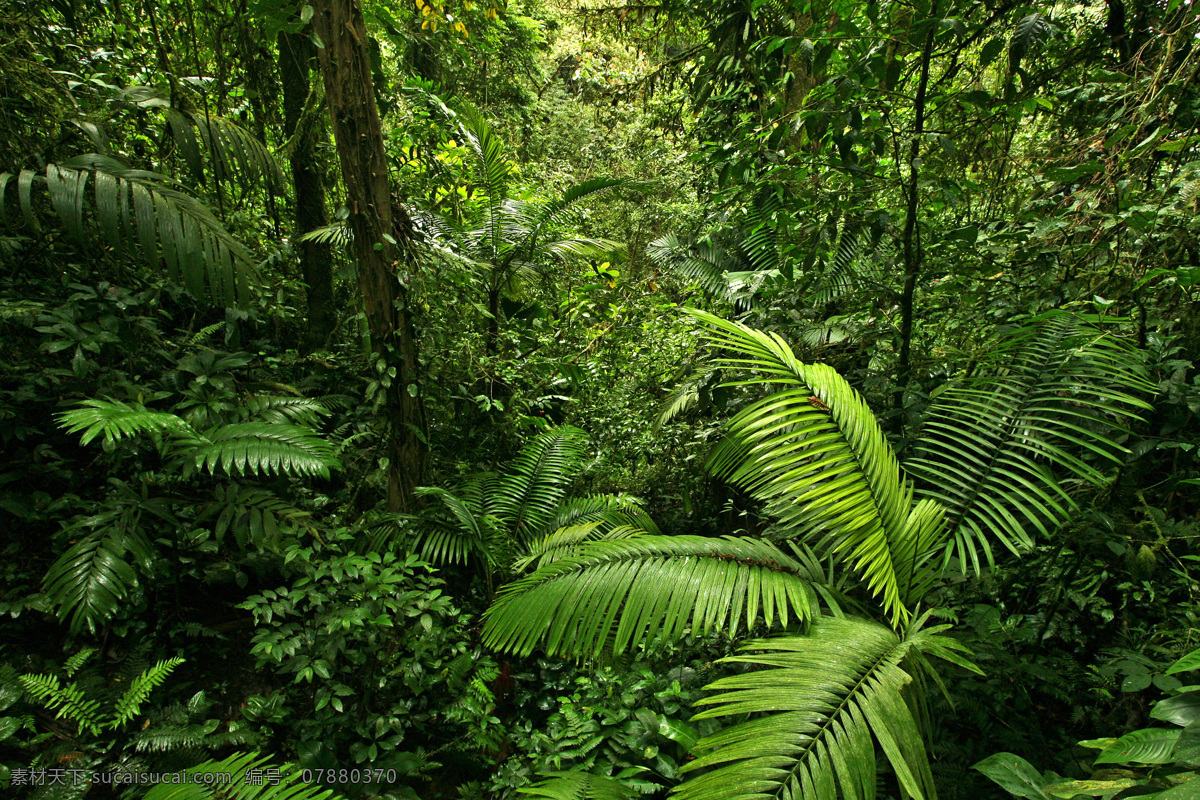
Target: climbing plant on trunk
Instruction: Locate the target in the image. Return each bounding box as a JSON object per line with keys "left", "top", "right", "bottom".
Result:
{"left": 311, "top": 0, "right": 427, "bottom": 511}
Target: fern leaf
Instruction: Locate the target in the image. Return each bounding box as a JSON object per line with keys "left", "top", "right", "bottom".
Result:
{"left": 111, "top": 657, "right": 185, "bottom": 729}
{"left": 520, "top": 772, "right": 639, "bottom": 800}
{"left": 482, "top": 535, "right": 816, "bottom": 658}
{"left": 63, "top": 648, "right": 97, "bottom": 678}
{"left": 18, "top": 673, "right": 104, "bottom": 737}
{"left": 491, "top": 426, "right": 592, "bottom": 545}
{"left": 141, "top": 752, "right": 346, "bottom": 800}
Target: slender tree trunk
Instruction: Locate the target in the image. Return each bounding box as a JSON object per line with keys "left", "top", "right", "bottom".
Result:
{"left": 894, "top": 7, "right": 939, "bottom": 432}
{"left": 312, "top": 0, "right": 427, "bottom": 511}
{"left": 278, "top": 28, "right": 335, "bottom": 351}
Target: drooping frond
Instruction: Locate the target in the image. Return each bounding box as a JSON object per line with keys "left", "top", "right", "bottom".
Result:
{"left": 490, "top": 425, "right": 593, "bottom": 546}
{"left": 520, "top": 771, "right": 639, "bottom": 800}
{"left": 164, "top": 107, "right": 285, "bottom": 192}
{"left": 57, "top": 399, "right": 191, "bottom": 445}
{"left": 183, "top": 422, "right": 341, "bottom": 479}
{"left": 691, "top": 310, "right": 919, "bottom": 625}
{"left": 1009, "top": 12, "right": 1052, "bottom": 74}
{"left": 0, "top": 155, "right": 255, "bottom": 305}
{"left": 646, "top": 234, "right": 735, "bottom": 298}
{"left": 482, "top": 535, "right": 817, "bottom": 658}
{"left": 507, "top": 177, "right": 634, "bottom": 249}
{"left": 410, "top": 482, "right": 507, "bottom": 566}
{"left": 542, "top": 494, "right": 661, "bottom": 537}
{"left": 676, "top": 617, "right": 938, "bottom": 800}
{"left": 141, "top": 752, "right": 345, "bottom": 800}
{"left": 905, "top": 313, "right": 1152, "bottom": 572}
{"left": 42, "top": 525, "right": 155, "bottom": 635}
{"left": 201, "top": 484, "right": 315, "bottom": 550}
{"left": 111, "top": 657, "right": 185, "bottom": 728}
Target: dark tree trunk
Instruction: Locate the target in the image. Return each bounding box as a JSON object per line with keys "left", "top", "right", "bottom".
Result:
{"left": 312, "top": 0, "right": 427, "bottom": 512}
{"left": 278, "top": 27, "right": 335, "bottom": 351}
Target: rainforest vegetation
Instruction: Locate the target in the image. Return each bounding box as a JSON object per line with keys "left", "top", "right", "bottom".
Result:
{"left": 1, "top": 0, "right": 1200, "bottom": 797}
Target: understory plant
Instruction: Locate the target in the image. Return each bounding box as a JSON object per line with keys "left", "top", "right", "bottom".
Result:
{"left": 479, "top": 309, "right": 1153, "bottom": 799}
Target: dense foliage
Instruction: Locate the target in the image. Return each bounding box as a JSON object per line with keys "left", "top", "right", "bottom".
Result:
{"left": 1, "top": 0, "right": 1199, "bottom": 798}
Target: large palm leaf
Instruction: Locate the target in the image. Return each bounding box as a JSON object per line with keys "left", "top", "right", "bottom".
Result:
{"left": 676, "top": 616, "right": 944, "bottom": 800}
{"left": 904, "top": 313, "right": 1153, "bottom": 572}
{"left": 0, "top": 155, "right": 255, "bottom": 305}
{"left": 141, "top": 752, "right": 345, "bottom": 800}
{"left": 693, "top": 310, "right": 932, "bottom": 625}
{"left": 482, "top": 535, "right": 817, "bottom": 658}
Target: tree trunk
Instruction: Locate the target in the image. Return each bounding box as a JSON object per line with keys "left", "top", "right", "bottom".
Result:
{"left": 278, "top": 28, "right": 335, "bottom": 351}
{"left": 312, "top": 0, "right": 427, "bottom": 511}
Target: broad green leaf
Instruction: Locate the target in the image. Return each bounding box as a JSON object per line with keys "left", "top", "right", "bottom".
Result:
{"left": 1168, "top": 649, "right": 1200, "bottom": 675}
{"left": 973, "top": 752, "right": 1053, "bottom": 800}
{"left": 1094, "top": 728, "right": 1182, "bottom": 765}
{"left": 1152, "top": 692, "right": 1200, "bottom": 727}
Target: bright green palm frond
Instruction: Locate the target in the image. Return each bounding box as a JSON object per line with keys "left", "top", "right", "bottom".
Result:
{"left": 692, "top": 310, "right": 914, "bottom": 624}
{"left": 677, "top": 616, "right": 937, "bottom": 800}
{"left": 543, "top": 494, "right": 661, "bottom": 536}
{"left": 43, "top": 523, "right": 155, "bottom": 635}
{"left": 520, "top": 771, "right": 639, "bottom": 800}
{"left": 411, "top": 483, "right": 507, "bottom": 566}
{"left": 185, "top": 422, "right": 341, "bottom": 479}
{"left": 540, "top": 237, "right": 626, "bottom": 262}
{"left": 482, "top": 535, "right": 816, "bottom": 658}
{"left": 58, "top": 399, "right": 192, "bottom": 445}
{"left": 508, "top": 177, "right": 633, "bottom": 248}
{"left": 111, "top": 656, "right": 185, "bottom": 728}
{"left": 647, "top": 234, "right": 739, "bottom": 299}
{"left": 515, "top": 522, "right": 648, "bottom": 572}
{"left": 141, "top": 752, "right": 345, "bottom": 800}
{"left": 905, "top": 313, "right": 1153, "bottom": 573}
{"left": 490, "top": 425, "right": 592, "bottom": 545}
{"left": 1, "top": 155, "right": 256, "bottom": 305}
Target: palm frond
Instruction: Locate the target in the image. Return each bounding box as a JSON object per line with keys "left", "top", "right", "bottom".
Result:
{"left": 57, "top": 399, "right": 191, "bottom": 445}
{"left": 1, "top": 155, "right": 256, "bottom": 305}
{"left": 239, "top": 395, "right": 331, "bottom": 426}
{"left": 540, "top": 236, "right": 626, "bottom": 263}
{"left": 520, "top": 771, "right": 639, "bottom": 800}
{"left": 490, "top": 426, "right": 592, "bottom": 546}
{"left": 646, "top": 234, "right": 734, "bottom": 298}
{"left": 676, "top": 616, "right": 938, "bottom": 800}
{"left": 164, "top": 107, "right": 285, "bottom": 191}
{"left": 186, "top": 422, "right": 342, "bottom": 479}
{"left": 42, "top": 525, "right": 155, "bottom": 635}
{"left": 141, "top": 752, "right": 346, "bottom": 800}
{"left": 692, "top": 310, "right": 916, "bottom": 625}
{"left": 111, "top": 657, "right": 185, "bottom": 729}
{"left": 202, "top": 484, "right": 314, "bottom": 550}
{"left": 905, "top": 313, "right": 1153, "bottom": 572}
{"left": 411, "top": 482, "right": 506, "bottom": 566}
{"left": 482, "top": 535, "right": 816, "bottom": 658}
{"left": 515, "top": 522, "right": 647, "bottom": 572}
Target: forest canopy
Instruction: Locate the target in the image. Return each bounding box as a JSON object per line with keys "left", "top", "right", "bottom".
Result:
{"left": 1, "top": 0, "right": 1199, "bottom": 798}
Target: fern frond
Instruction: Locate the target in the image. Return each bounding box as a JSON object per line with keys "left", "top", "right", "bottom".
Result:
{"left": 63, "top": 648, "right": 97, "bottom": 678}
{"left": 520, "top": 771, "right": 639, "bottom": 800}
{"left": 141, "top": 752, "right": 346, "bottom": 800}
{"left": 18, "top": 673, "right": 104, "bottom": 737}
{"left": 515, "top": 522, "right": 647, "bottom": 572}
{"left": 111, "top": 657, "right": 185, "bottom": 729}
{"left": 676, "top": 617, "right": 938, "bottom": 800}
{"left": 482, "top": 535, "right": 816, "bottom": 658}
{"left": 905, "top": 313, "right": 1152, "bottom": 572}
{"left": 186, "top": 422, "right": 341, "bottom": 479}
{"left": 692, "top": 310, "right": 919, "bottom": 625}
{"left": 202, "top": 484, "right": 314, "bottom": 550}
{"left": 57, "top": 399, "right": 192, "bottom": 446}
